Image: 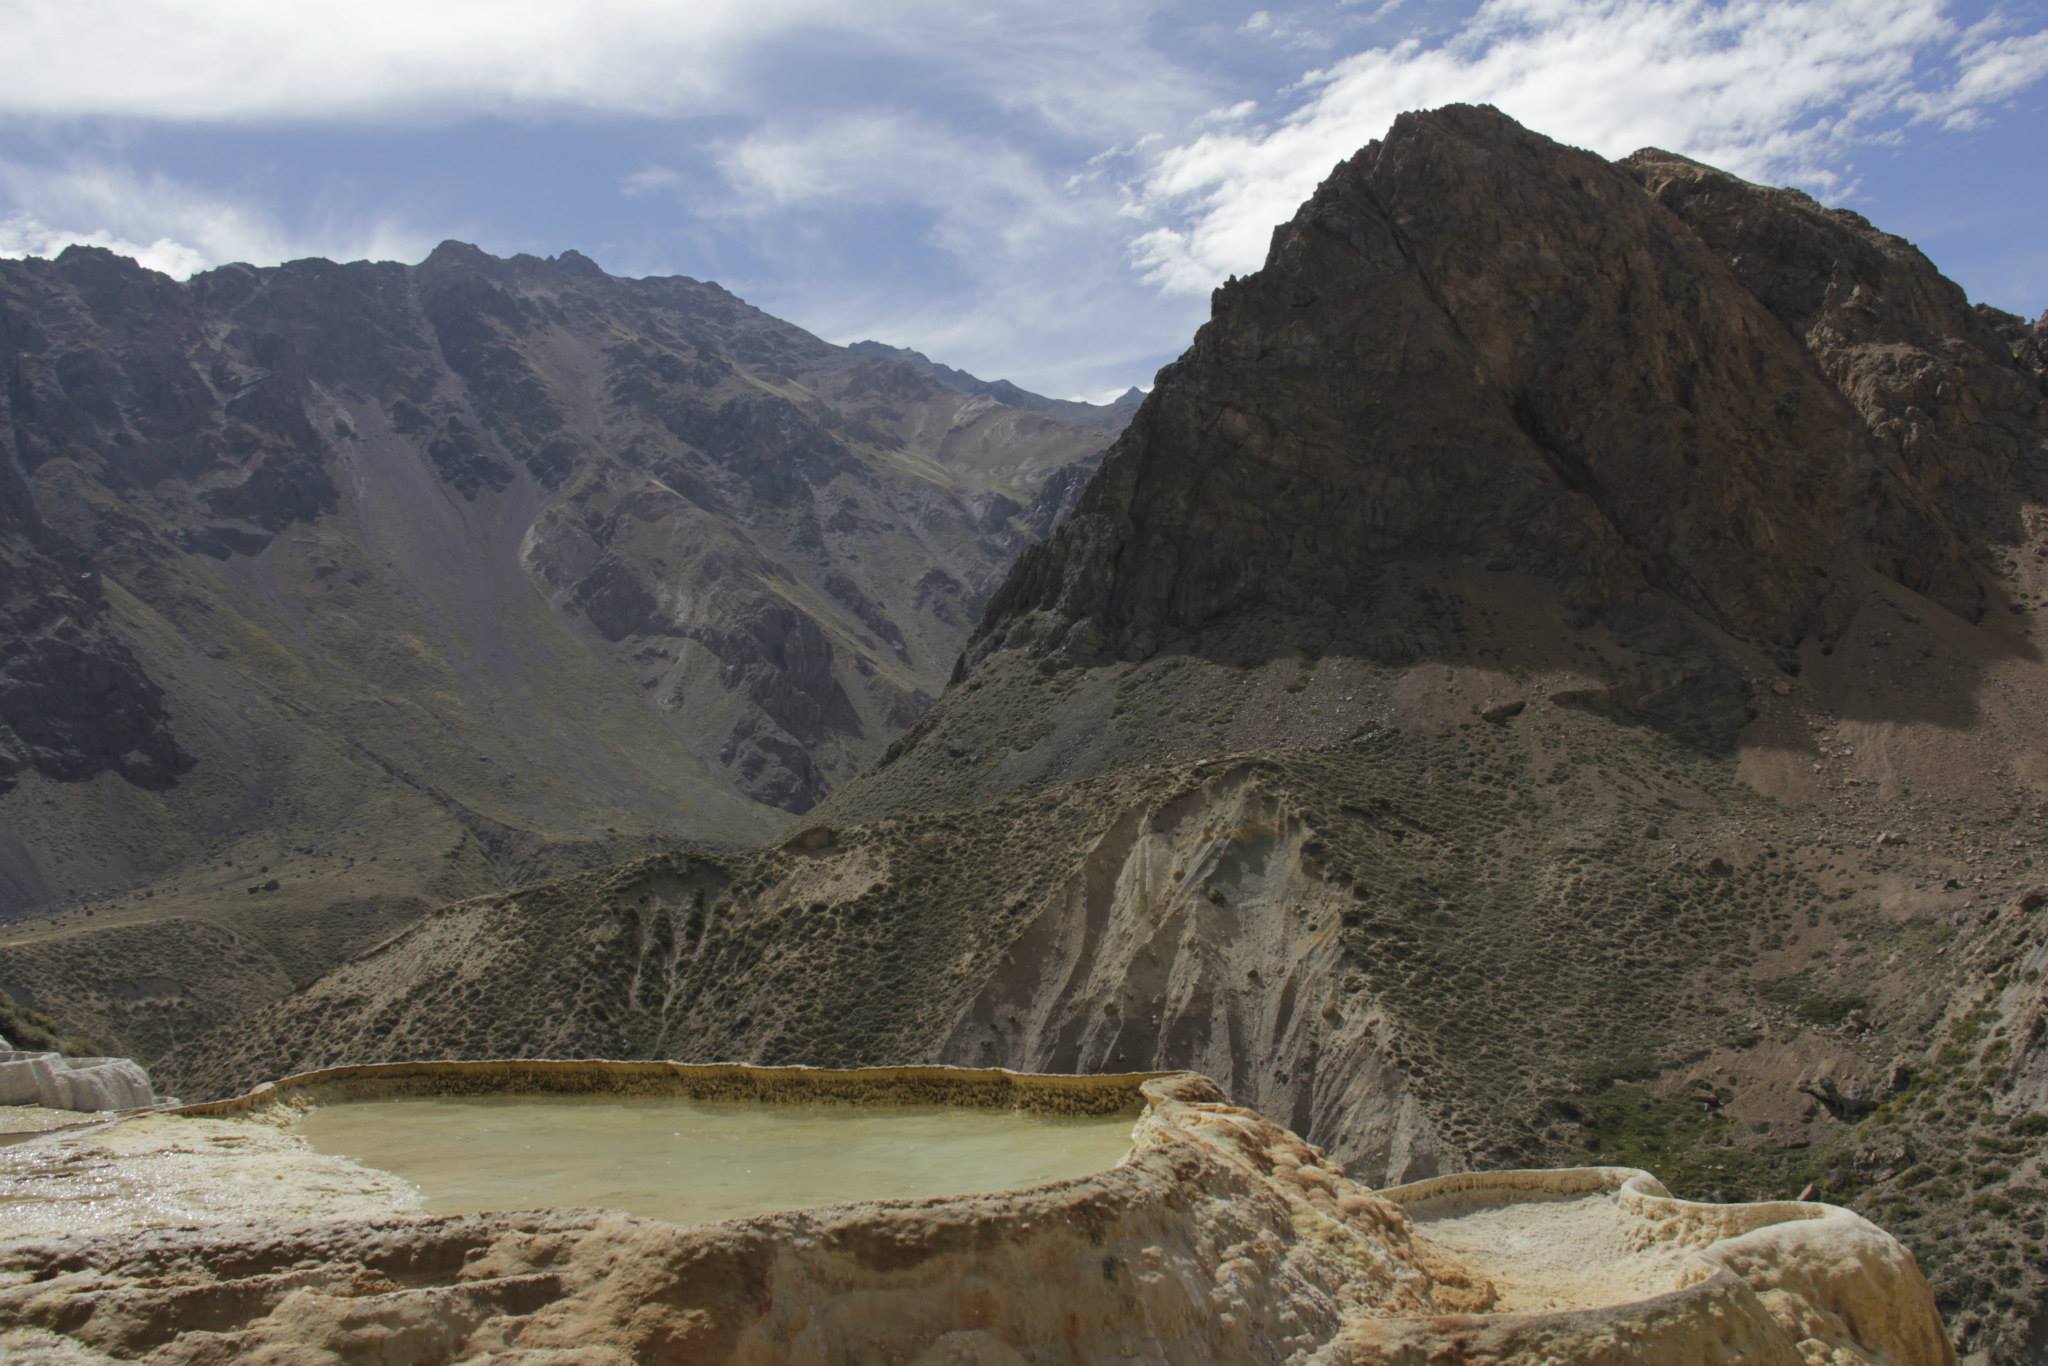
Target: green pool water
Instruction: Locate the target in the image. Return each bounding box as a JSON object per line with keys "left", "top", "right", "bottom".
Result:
{"left": 292, "top": 1094, "right": 1136, "bottom": 1225}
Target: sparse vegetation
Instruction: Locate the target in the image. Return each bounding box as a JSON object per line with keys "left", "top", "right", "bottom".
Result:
{"left": 0, "top": 991, "right": 107, "bottom": 1058}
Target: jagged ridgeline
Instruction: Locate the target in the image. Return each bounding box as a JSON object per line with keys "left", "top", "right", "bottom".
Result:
{"left": 79, "top": 106, "right": 2048, "bottom": 1358}
{"left": 0, "top": 240, "right": 1129, "bottom": 1028}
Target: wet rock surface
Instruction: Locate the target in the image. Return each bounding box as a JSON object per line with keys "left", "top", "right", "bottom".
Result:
{"left": 0, "top": 1049, "right": 153, "bottom": 1111}
{"left": 0, "top": 1063, "right": 1954, "bottom": 1364}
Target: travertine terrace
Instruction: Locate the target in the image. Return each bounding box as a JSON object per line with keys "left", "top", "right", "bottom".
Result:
{"left": 0, "top": 1060, "right": 1953, "bottom": 1364}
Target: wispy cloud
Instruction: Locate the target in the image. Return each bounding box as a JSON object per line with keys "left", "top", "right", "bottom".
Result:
{"left": 1240, "top": 9, "right": 1332, "bottom": 50}
{"left": 0, "top": 0, "right": 845, "bottom": 123}
{"left": 1905, "top": 11, "right": 2048, "bottom": 127}
{"left": 655, "top": 111, "right": 1207, "bottom": 398}
{"left": 1123, "top": 0, "right": 2048, "bottom": 295}
{"left": 0, "top": 159, "right": 431, "bottom": 277}
{"left": 709, "top": 114, "right": 1090, "bottom": 258}
{"left": 619, "top": 167, "right": 687, "bottom": 199}
{"left": 0, "top": 0, "right": 1200, "bottom": 144}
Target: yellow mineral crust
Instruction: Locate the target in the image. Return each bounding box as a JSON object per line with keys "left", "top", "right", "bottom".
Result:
{"left": 0, "top": 1061, "right": 1952, "bottom": 1364}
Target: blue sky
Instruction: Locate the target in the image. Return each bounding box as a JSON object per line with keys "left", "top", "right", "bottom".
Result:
{"left": 2, "top": 1, "right": 2043, "bottom": 400}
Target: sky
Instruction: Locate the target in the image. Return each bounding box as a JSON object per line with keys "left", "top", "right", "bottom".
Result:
{"left": 1, "top": 1, "right": 2043, "bottom": 401}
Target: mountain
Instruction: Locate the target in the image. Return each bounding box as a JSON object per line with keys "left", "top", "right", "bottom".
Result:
{"left": 0, "top": 241, "right": 1125, "bottom": 1050}
{"left": 126, "top": 108, "right": 2048, "bottom": 1358}
{"left": 847, "top": 340, "right": 1145, "bottom": 426}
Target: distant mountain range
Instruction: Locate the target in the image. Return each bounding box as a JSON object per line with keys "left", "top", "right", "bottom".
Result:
{"left": 848, "top": 339, "right": 1144, "bottom": 423}
{"left": 0, "top": 241, "right": 1125, "bottom": 995}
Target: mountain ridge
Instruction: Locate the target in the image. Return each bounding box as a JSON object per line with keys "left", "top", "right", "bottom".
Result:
{"left": 0, "top": 238, "right": 1125, "bottom": 1059}
{"left": 846, "top": 338, "right": 1144, "bottom": 424}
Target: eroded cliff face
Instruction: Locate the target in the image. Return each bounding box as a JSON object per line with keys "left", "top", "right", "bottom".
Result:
{"left": 1624, "top": 149, "right": 2046, "bottom": 564}
{"left": 0, "top": 510, "right": 189, "bottom": 799}
{"left": 0, "top": 301, "right": 191, "bottom": 798}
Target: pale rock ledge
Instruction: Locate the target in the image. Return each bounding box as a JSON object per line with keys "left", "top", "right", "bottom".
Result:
{"left": 0, "top": 1048, "right": 155, "bottom": 1112}
{"left": 0, "top": 1060, "right": 1953, "bottom": 1364}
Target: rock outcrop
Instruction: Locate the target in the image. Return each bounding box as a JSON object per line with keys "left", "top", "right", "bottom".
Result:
{"left": 0, "top": 1048, "right": 153, "bottom": 1110}
{"left": 0, "top": 1062, "right": 1954, "bottom": 1364}
{"left": 962, "top": 106, "right": 2036, "bottom": 753}
{"left": 1623, "top": 149, "right": 2043, "bottom": 600}
{"left": 0, "top": 409, "right": 190, "bottom": 797}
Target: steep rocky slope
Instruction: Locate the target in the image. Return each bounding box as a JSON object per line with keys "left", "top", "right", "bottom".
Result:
{"left": 157, "top": 108, "right": 2046, "bottom": 1358}
{"left": 0, "top": 242, "right": 1121, "bottom": 1049}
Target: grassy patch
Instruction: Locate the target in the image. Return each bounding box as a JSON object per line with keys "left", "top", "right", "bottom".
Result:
{"left": 1564, "top": 1082, "right": 1836, "bottom": 1202}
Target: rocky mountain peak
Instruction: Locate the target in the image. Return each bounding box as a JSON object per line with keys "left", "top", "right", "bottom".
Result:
{"left": 420, "top": 239, "right": 497, "bottom": 271}
{"left": 1620, "top": 146, "right": 2044, "bottom": 546}
{"left": 548, "top": 248, "right": 607, "bottom": 277}
{"left": 967, "top": 105, "right": 2035, "bottom": 743}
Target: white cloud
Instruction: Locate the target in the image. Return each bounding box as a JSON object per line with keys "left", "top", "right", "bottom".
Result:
{"left": 613, "top": 109, "right": 1204, "bottom": 398}
{"left": 709, "top": 113, "right": 1091, "bottom": 260}
{"left": 1905, "top": 17, "right": 2048, "bottom": 128}
{"left": 1240, "top": 8, "right": 1331, "bottom": 49}
{"left": 1124, "top": 0, "right": 2048, "bottom": 295}
{"left": 0, "top": 160, "right": 431, "bottom": 278}
{"left": 0, "top": 0, "right": 841, "bottom": 123}
{"left": 0, "top": 0, "right": 1201, "bottom": 145}
{"left": 0, "top": 215, "right": 211, "bottom": 278}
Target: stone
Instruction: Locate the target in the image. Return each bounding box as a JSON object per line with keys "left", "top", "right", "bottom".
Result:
{"left": 0, "top": 1049, "right": 154, "bottom": 1111}
{"left": 0, "top": 1060, "right": 1956, "bottom": 1365}
{"left": 1797, "top": 1074, "right": 1874, "bottom": 1121}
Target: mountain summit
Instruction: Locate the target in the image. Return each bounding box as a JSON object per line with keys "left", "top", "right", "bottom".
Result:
{"left": 961, "top": 105, "right": 2031, "bottom": 750}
